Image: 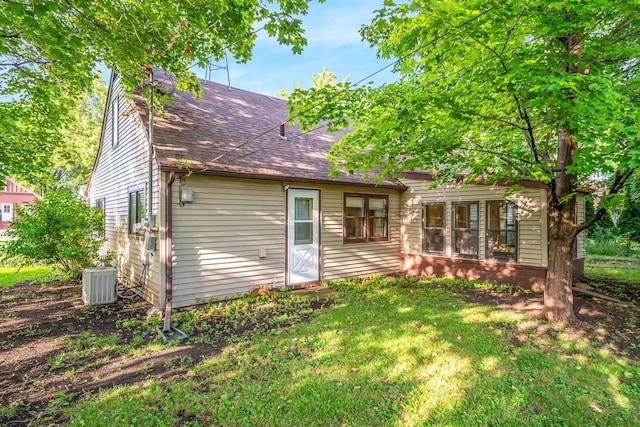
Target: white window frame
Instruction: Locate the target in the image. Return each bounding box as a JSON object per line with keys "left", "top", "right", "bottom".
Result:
{"left": 486, "top": 201, "right": 518, "bottom": 261}
{"left": 423, "top": 203, "right": 446, "bottom": 254}
{"left": 452, "top": 201, "right": 479, "bottom": 258}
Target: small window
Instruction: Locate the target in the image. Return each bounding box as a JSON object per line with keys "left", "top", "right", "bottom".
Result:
{"left": 486, "top": 201, "right": 517, "bottom": 260}
{"left": 128, "top": 187, "right": 145, "bottom": 235}
{"left": 452, "top": 202, "right": 479, "bottom": 257}
{"left": 423, "top": 203, "right": 445, "bottom": 253}
{"left": 294, "top": 197, "right": 313, "bottom": 244}
{"left": 111, "top": 98, "right": 119, "bottom": 147}
{"left": 344, "top": 194, "right": 388, "bottom": 243}
{"left": 95, "top": 198, "right": 106, "bottom": 238}
{"left": 1, "top": 203, "right": 12, "bottom": 222}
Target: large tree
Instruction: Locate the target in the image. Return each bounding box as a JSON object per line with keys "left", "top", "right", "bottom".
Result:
{"left": 1, "top": 0, "right": 320, "bottom": 184}
{"left": 287, "top": 0, "right": 640, "bottom": 322}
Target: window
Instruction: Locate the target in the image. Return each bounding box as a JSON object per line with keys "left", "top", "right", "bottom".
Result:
{"left": 294, "top": 197, "right": 313, "bottom": 244}
{"left": 452, "top": 202, "right": 479, "bottom": 257}
{"left": 344, "top": 194, "right": 388, "bottom": 242}
{"left": 128, "top": 186, "right": 145, "bottom": 235}
{"left": 486, "top": 201, "right": 517, "bottom": 260}
{"left": 95, "top": 198, "right": 106, "bottom": 238}
{"left": 423, "top": 203, "right": 445, "bottom": 253}
{"left": 111, "top": 98, "right": 119, "bottom": 147}
{"left": 1, "top": 203, "right": 12, "bottom": 222}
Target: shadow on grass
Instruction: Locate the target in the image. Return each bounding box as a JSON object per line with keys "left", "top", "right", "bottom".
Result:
{"left": 64, "top": 277, "right": 640, "bottom": 426}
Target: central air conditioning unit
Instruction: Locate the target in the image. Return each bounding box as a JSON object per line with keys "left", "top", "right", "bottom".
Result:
{"left": 82, "top": 267, "right": 117, "bottom": 305}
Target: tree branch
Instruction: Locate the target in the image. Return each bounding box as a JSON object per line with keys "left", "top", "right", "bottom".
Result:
{"left": 614, "top": 59, "right": 640, "bottom": 78}
{"left": 512, "top": 93, "right": 543, "bottom": 165}
{"left": 462, "top": 139, "right": 533, "bottom": 176}
{"left": 499, "top": 0, "right": 530, "bottom": 56}
{"left": 0, "top": 59, "right": 54, "bottom": 67}
{"left": 575, "top": 169, "right": 635, "bottom": 234}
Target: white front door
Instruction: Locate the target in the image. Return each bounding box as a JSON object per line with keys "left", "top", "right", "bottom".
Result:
{"left": 1, "top": 204, "right": 12, "bottom": 222}
{"left": 287, "top": 189, "right": 320, "bottom": 285}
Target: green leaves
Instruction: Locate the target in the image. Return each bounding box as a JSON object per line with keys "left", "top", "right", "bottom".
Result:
{"left": 288, "top": 0, "right": 639, "bottom": 200}
{"left": 2, "top": 189, "right": 106, "bottom": 277}
{"left": 1, "top": 0, "right": 319, "bottom": 185}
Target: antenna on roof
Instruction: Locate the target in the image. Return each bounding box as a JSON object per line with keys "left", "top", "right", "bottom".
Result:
{"left": 204, "top": 50, "right": 231, "bottom": 88}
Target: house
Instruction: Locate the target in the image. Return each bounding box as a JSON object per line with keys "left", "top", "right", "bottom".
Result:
{"left": 87, "top": 70, "right": 584, "bottom": 309}
{"left": 0, "top": 178, "right": 39, "bottom": 234}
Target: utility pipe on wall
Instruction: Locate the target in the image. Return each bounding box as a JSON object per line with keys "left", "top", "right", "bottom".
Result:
{"left": 163, "top": 171, "right": 176, "bottom": 333}
{"left": 148, "top": 69, "right": 154, "bottom": 223}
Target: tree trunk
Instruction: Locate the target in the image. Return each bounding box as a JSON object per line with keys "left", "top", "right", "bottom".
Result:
{"left": 544, "top": 203, "right": 576, "bottom": 323}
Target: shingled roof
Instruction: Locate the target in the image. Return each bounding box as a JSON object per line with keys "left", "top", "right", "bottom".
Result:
{"left": 132, "top": 70, "right": 403, "bottom": 189}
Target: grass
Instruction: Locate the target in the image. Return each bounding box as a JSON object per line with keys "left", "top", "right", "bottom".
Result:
{"left": 0, "top": 266, "right": 54, "bottom": 288}
{"left": 584, "top": 251, "right": 640, "bottom": 303}
{"left": 64, "top": 276, "right": 639, "bottom": 426}
{"left": 585, "top": 238, "right": 640, "bottom": 258}
{"left": 585, "top": 260, "right": 640, "bottom": 287}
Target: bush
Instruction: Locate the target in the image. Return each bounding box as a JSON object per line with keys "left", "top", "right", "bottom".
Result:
{"left": 586, "top": 237, "right": 631, "bottom": 257}
{"left": 1, "top": 189, "right": 105, "bottom": 278}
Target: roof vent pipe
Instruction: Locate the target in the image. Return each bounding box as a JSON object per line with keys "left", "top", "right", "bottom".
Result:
{"left": 279, "top": 123, "right": 286, "bottom": 139}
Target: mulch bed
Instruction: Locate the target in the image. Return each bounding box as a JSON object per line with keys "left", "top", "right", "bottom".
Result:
{"left": 1, "top": 279, "right": 638, "bottom": 425}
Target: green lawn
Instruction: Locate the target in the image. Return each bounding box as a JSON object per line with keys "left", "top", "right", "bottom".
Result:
{"left": 66, "top": 276, "right": 639, "bottom": 426}
{"left": 0, "top": 266, "right": 53, "bottom": 288}
{"left": 585, "top": 260, "right": 640, "bottom": 286}
{"left": 584, "top": 254, "right": 640, "bottom": 303}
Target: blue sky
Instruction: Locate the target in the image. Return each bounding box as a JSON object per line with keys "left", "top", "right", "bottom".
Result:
{"left": 191, "top": 0, "right": 395, "bottom": 96}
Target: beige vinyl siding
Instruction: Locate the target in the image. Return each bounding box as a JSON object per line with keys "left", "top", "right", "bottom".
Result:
{"left": 171, "top": 176, "right": 286, "bottom": 308}
{"left": 87, "top": 75, "right": 162, "bottom": 305}
{"left": 170, "top": 176, "right": 402, "bottom": 308}
{"left": 401, "top": 178, "right": 547, "bottom": 267}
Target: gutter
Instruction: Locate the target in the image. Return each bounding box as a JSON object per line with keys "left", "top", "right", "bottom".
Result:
{"left": 159, "top": 166, "right": 408, "bottom": 191}
{"left": 156, "top": 170, "right": 186, "bottom": 343}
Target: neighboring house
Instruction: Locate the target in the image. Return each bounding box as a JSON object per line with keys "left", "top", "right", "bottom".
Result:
{"left": 88, "top": 70, "right": 584, "bottom": 309}
{"left": 0, "top": 178, "right": 38, "bottom": 233}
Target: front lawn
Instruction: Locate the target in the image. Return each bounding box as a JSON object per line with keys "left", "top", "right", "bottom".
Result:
{"left": 64, "top": 276, "right": 639, "bottom": 426}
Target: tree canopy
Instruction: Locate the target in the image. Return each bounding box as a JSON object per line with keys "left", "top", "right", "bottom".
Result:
{"left": 287, "top": 0, "right": 639, "bottom": 322}
{"left": 1, "top": 0, "right": 320, "bottom": 184}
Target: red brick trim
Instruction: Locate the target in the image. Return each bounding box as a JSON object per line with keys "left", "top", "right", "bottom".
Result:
{"left": 401, "top": 254, "right": 586, "bottom": 292}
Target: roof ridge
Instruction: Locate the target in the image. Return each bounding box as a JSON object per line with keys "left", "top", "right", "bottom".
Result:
{"left": 197, "top": 76, "right": 287, "bottom": 104}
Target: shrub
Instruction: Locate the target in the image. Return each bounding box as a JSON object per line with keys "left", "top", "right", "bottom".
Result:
{"left": 1, "top": 189, "right": 105, "bottom": 278}
{"left": 586, "top": 237, "right": 631, "bottom": 257}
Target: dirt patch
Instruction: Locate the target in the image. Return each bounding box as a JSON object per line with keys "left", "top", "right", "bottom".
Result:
{"left": 458, "top": 286, "right": 639, "bottom": 360}
{"left": 0, "top": 281, "right": 327, "bottom": 425}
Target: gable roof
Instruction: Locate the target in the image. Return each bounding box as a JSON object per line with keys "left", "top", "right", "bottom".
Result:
{"left": 132, "top": 70, "right": 403, "bottom": 189}
{"left": 1, "top": 178, "right": 38, "bottom": 195}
